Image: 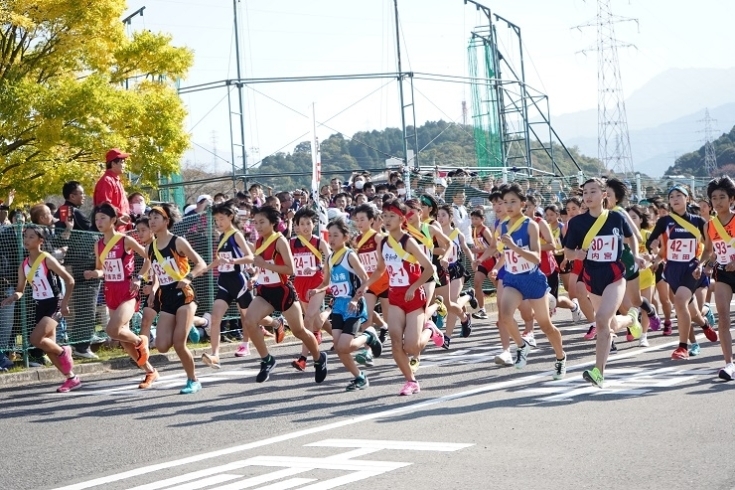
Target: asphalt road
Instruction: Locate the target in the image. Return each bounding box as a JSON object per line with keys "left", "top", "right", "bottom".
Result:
{"left": 2, "top": 306, "right": 734, "bottom": 490}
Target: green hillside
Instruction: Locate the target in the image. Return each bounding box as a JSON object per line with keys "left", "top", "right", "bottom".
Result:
{"left": 665, "top": 125, "right": 735, "bottom": 177}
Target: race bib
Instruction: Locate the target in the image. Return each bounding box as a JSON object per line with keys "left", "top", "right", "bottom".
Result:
{"left": 586, "top": 235, "right": 619, "bottom": 263}
{"left": 448, "top": 243, "right": 459, "bottom": 264}
{"left": 504, "top": 247, "right": 534, "bottom": 274}
{"left": 294, "top": 253, "right": 317, "bottom": 277}
{"left": 151, "top": 261, "right": 175, "bottom": 286}
{"left": 103, "top": 258, "right": 125, "bottom": 282}
{"left": 387, "top": 263, "right": 410, "bottom": 287}
{"left": 666, "top": 238, "right": 697, "bottom": 262}
{"left": 217, "top": 251, "right": 235, "bottom": 273}
{"left": 713, "top": 240, "right": 735, "bottom": 266}
{"left": 358, "top": 251, "right": 379, "bottom": 273}
{"left": 257, "top": 260, "right": 281, "bottom": 285}
{"left": 29, "top": 270, "right": 53, "bottom": 300}
{"left": 329, "top": 281, "right": 351, "bottom": 298}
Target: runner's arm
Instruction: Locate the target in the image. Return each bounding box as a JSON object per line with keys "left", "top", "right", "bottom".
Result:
{"left": 46, "top": 255, "right": 75, "bottom": 311}
{"left": 175, "top": 237, "right": 207, "bottom": 279}
{"left": 233, "top": 232, "right": 254, "bottom": 265}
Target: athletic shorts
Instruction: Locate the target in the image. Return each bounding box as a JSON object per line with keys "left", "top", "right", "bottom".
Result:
{"left": 448, "top": 261, "right": 468, "bottom": 282}
{"left": 555, "top": 254, "right": 571, "bottom": 274}
{"left": 142, "top": 290, "right": 161, "bottom": 313}
{"left": 477, "top": 257, "right": 497, "bottom": 276}
{"left": 582, "top": 261, "right": 625, "bottom": 297}
{"left": 663, "top": 262, "right": 704, "bottom": 294}
{"left": 216, "top": 272, "right": 253, "bottom": 309}
{"left": 330, "top": 313, "right": 362, "bottom": 336}
{"left": 436, "top": 266, "right": 450, "bottom": 287}
{"left": 104, "top": 281, "right": 138, "bottom": 311}
{"left": 158, "top": 284, "right": 196, "bottom": 315}
{"left": 367, "top": 270, "right": 389, "bottom": 298}
{"left": 293, "top": 273, "right": 324, "bottom": 305}
{"left": 502, "top": 268, "right": 550, "bottom": 301}
{"left": 714, "top": 267, "right": 735, "bottom": 292}
{"left": 497, "top": 266, "right": 507, "bottom": 282}
{"left": 571, "top": 259, "right": 583, "bottom": 276}
{"left": 655, "top": 262, "right": 664, "bottom": 284}
{"left": 35, "top": 297, "right": 59, "bottom": 324}
{"left": 547, "top": 270, "right": 560, "bottom": 299}
{"left": 622, "top": 246, "right": 639, "bottom": 281}
{"left": 388, "top": 285, "right": 427, "bottom": 314}
{"left": 256, "top": 282, "right": 297, "bottom": 313}
{"left": 639, "top": 268, "right": 655, "bottom": 290}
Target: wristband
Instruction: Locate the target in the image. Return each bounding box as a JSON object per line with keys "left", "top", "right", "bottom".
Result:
{"left": 185, "top": 273, "right": 195, "bottom": 281}
{"left": 136, "top": 275, "right": 145, "bottom": 282}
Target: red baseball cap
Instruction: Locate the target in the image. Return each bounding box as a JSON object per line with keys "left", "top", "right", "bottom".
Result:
{"left": 106, "top": 148, "right": 130, "bottom": 163}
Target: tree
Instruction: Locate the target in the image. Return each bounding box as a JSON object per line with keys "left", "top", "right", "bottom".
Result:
{"left": 0, "top": 0, "right": 194, "bottom": 202}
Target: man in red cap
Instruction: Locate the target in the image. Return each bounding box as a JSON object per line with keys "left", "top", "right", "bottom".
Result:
{"left": 93, "top": 148, "right": 132, "bottom": 231}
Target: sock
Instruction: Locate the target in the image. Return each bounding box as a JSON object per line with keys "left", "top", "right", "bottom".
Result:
{"left": 640, "top": 333, "right": 648, "bottom": 340}
{"left": 640, "top": 297, "right": 656, "bottom": 317}
{"left": 262, "top": 354, "right": 272, "bottom": 363}
{"left": 679, "top": 342, "right": 688, "bottom": 350}
{"left": 67, "top": 372, "right": 75, "bottom": 379}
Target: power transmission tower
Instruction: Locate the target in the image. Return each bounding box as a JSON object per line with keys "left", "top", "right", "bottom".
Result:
{"left": 575, "top": 0, "right": 638, "bottom": 176}
{"left": 699, "top": 108, "right": 718, "bottom": 176}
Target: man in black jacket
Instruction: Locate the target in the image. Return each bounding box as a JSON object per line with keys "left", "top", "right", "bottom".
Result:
{"left": 55, "top": 181, "right": 102, "bottom": 360}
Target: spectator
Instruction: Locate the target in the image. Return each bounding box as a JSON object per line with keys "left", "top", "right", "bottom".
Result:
{"left": 213, "top": 192, "right": 228, "bottom": 205}
{"left": 185, "top": 195, "right": 212, "bottom": 216}
{"left": 128, "top": 192, "right": 148, "bottom": 223}
{"left": 93, "top": 148, "right": 131, "bottom": 231}
{"left": 435, "top": 177, "right": 448, "bottom": 201}
{"left": 56, "top": 181, "right": 92, "bottom": 231}
{"left": 448, "top": 187, "right": 472, "bottom": 246}
{"left": 363, "top": 182, "right": 376, "bottom": 199}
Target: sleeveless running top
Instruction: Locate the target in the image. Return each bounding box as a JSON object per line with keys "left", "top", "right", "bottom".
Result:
{"left": 149, "top": 236, "right": 190, "bottom": 288}
{"left": 708, "top": 214, "right": 735, "bottom": 266}
{"left": 98, "top": 236, "right": 134, "bottom": 283}
{"left": 217, "top": 232, "right": 246, "bottom": 275}
{"left": 328, "top": 249, "right": 361, "bottom": 298}
{"left": 381, "top": 234, "right": 422, "bottom": 288}
{"left": 255, "top": 234, "right": 288, "bottom": 286}
{"left": 501, "top": 217, "right": 537, "bottom": 275}
{"left": 23, "top": 256, "right": 61, "bottom": 300}
{"left": 290, "top": 236, "right": 322, "bottom": 278}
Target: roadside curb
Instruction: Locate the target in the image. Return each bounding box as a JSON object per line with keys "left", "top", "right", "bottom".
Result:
{"left": 0, "top": 338, "right": 303, "bottom": 389}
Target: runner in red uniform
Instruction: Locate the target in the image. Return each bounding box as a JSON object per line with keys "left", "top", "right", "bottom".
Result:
{"left": 242, "top": 205, "right": 328, "bottom": 384}
{"left": 357, "top": 199, "right": 439, "bottom": 396}
{"left": 84, "top": 204, "right": 156, "bottom": 386}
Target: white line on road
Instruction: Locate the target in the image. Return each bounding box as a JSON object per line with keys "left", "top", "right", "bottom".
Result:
{"left": 51, "top": 332, "right": 708, "bottom": 490}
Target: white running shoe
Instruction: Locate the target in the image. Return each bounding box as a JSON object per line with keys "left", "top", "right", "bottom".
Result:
{"left": 719, "top": 363, "right": 735, "bottom": 381}
{"left": 494, "top": 350, "right": 514, "bottom": 366}
{"left": 638, "top": 335, "right": 649, "bottom": 348}
{"left": 548, "top": 294, "right": 557, "bottom": 317}
{"left": 571, "top": 298, "right": 584, "bottom": 323}
{"left": 521, "top": 331, "right": 537, "bottom": 348}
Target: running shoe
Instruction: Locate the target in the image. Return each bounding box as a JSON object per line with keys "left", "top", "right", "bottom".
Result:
{"left": 434, "top": 296, "right": 448, "bottom": 318}
{"left": 718, "top": 363, "right": 735, "bottom": 381}
{"left": 399, "top": 380, "right": 420, "bottom": 396}
{"left": 256, "top": 355, "right": 277, "bottom": 382}
{"left": 460, "top": 314, "right": 472, "bottom": 338}
{"left": 688, "top": 343, "right": 701, "bottom": 357}
{"left": 583, "top": 325, "right": 597, "bottom": 340}
{"left": 291, "top": 356, "right": 306, "bottom": 372}
{"left": 58, "top": 345, "right": 74, "bottom": 375}
{"left": 0, "top": 354, "right": 14, "bottom": 372}
{"left": 409, "top": 357, "right": 420, "bottom": 373}
{"left": 314, "top": 330, "right": 323, "bottom": 345}
{"left": 235, "top": 342, "right": 250, "bottom": 358}
{"left": 662, "top": 321, "right": 673, "bottom": 336}
{"left": 378, "top": 326, "right": 389, "bottom": 344}
{"left": 135, "top": 335, "right": 150, "bottom": 367}
{"left": 552, "top": 355, "right": 567, "bottom": 380}
{"left": 424, "top": 321, "right": 444, "bottom": 347}
{"left": 515, "top": 342, "right": 532, "bottom": 369}
{"left": 627, "top": 307, "right": 642, "bottom": 339}
{"left": 521, "top": 331, "right": 536, "bottom": 348}
{"left": 638, "top": 335, "right": 650, "bottom": 348}
{"left": 472, "top": 308, "right": 488, "bottom": 320}
{"left": 465, "top": 289, "right": 479, "bottom": 309}
{"left": 648, "top": 313, "right": 661, "bottom": 331}
{"left": 626, "top": 329, "right": 634, "bottom": 342}
{"left": 355, "top": 348, "right": 374, "bottom": 367}
{"left": 274, "top": 317, "right": 286, "bottom": 344}
{"left": 610, "top": 338, "right": 618, "bottom": 353}
{"left": 202, "top": 312, "right": 212, "bottom": 337}
{"left": 494, "top": 351, "right": 514, "bottom": 366}
{"left": 346, "top": 374, "right": 369, "bottom": 391}
{"left": 73, "top": 347, "right": 99, "bottom": 360}
{"left": 138, "top": 369, "right": 159, "bottom": 389}
{"left": 314, "top": 351, "right": 328, "bottom": 383}
{"left": 671, "top": 346, "right": 689, "bottom": 360}
{"left": 188, "top": 326, "right": 201, "bottom": 344}
{"left": 583, "top": 367, "right": 604, "bottom": 388}
{"left": 703, "top": 326, "right": 718, "bottom": 343}
{"left": 180, "top": 379, "right": 202, "bottom": 395}
{"left": 201, "top": 352, "right": 221, "bottom": 369}
{"left": 364, "top": 326, "right": 383, "bottom": 357}
{"left": 433, "top": 311, "right": 445, "bottom": 330}
{"left": 548, "top": 294, "right": 557, "bottom": 317}
{"left": 442, "top": 335, "right": 451, "bottom": 350}
{"left": 57, "top": 376, "right": 81, "bottom": 393}
{"left": 571, "top": 299, "right": 584, "bottom": 323}
{"left": 704, "top": 303, "right": 716, "bottom": 328}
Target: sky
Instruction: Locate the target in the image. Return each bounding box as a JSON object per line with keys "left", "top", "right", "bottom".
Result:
{"left": 123, "top": 0, "right": 735, "bottom": 173}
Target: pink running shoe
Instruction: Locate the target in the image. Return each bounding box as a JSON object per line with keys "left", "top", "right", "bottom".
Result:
{"left": 648, "top": 315, "right": 661, "bottom": 331}
{"left": 399, "top": 380, "right": 420, "bottom": 396}
{"left": 583, "top": 325, "right": 597, "bottom": 340}
{"left": 57, "top": 376, "right": 81, "bottom": 393}
{"left": 234, "top": 343, "right": 250, "bottom": 358}
{"left": 314, "top": 330, "right": 323, "bottom": 345}
{"left": 424, "top": 320, "right": 444, "bottom": 347}
{"left": 58, "top": 346, "right": 74, "bottom": 375}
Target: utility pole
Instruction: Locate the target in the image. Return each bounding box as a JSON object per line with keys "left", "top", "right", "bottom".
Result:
{"left": 699, "top": 108, "right": 718, "bottom": 176}
{"left": 575, "top": 0, "right": 637, "bottom": 176}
